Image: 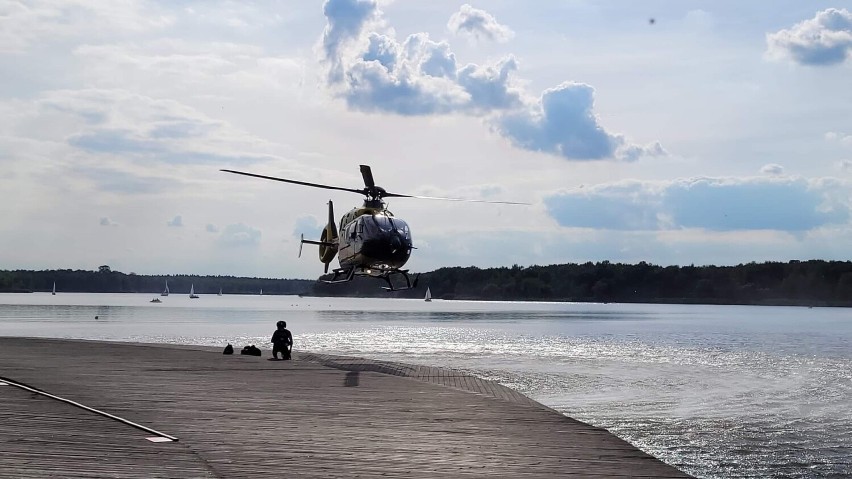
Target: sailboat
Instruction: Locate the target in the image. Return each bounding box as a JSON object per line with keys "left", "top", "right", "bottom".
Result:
{"left": 161, "top": 280, "right": 169, "bottom": 297}
{"left": 189, "top": 284, "right": 199, "bottom": 299}
{"left": 218, "top": 288, "right": 223, "bottom": 296}
{"left": 52, "top": 282, "right": 56, "bottom": 296}
{"left": 424, "top": 287, "right": 432, "bottom": 302}
{"left": 259, "top": 288, "right": 263, "bottom": 296}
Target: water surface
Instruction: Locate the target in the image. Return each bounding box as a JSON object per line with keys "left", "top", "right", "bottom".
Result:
{"left": 1, "top": 293, "right": 850, "bottom": 478}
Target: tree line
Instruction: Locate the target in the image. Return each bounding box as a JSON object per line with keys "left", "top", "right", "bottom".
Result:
{"left": 0, "top": 265, "right": 312, "bottom": 296}
{"left": 314, "top": 260, "right": 852, "bottom": 306}
{"left": 2, "top": 260, "right": 851, "bottom": 306}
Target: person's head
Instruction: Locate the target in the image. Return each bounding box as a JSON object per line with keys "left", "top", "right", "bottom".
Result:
{"left": 277, "top": 320, "right": 286, "bottom": 329}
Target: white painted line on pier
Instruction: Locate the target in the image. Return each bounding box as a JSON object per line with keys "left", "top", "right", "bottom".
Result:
{"left": 0, "top": 377, "right": 178, "bottom": 442}
{"left": 146, "top": 436, "right": 175, "bottom": 442}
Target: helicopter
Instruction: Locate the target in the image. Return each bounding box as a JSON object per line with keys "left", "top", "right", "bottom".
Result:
{"left": 221, "top": 165, "right": 526, "bottom": 291}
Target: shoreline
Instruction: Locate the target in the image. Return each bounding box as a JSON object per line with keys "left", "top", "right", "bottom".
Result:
{"left": 1, "top": 337, "right": 692, "bottom": 478}
{"left": 2, "top": 290, "right": 850, "bottom": 308}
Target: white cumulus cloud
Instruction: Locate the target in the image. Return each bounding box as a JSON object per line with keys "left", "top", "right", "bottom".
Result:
{"left": 766, "top": 8, "right": 852, "bottom": 66}
{"left": 318, "top": 0, "right": 661, "bottom": 161}
{"left": 448, "top": 4, "right": 514, "bottom": 43}
{"left": 495, "top": 83, "right": 667, "bottom": 161}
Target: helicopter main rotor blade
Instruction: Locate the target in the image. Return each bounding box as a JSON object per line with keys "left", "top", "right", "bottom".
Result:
{"left": 382, "top": 192, "right": 530, "bottom": 205}
{"left": 360, "top": 165, "right": 376, "bottom": 189}
{"left": 221, "top": 169, "right": 364, "bottom": 195}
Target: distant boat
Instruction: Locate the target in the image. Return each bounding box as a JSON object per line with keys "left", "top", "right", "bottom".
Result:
{"left": 259, "top": 288, "right": 263, "bottom": 296}
{"left": 189, "top": 284, "right": 199, "bottom": 299}
{"left": 52, "top": 282, "right": 56, "bottom": 296}
{"left": 218, "top": 288, "right": 223, "bottom": 296}
{"left": 161, "top": 280, "right": 169, "bottom": 297}
{"left": 424, "top": 287, "right": 432, "bottom": 302}
{"left": 150, "top": 298, "right": 161, "bottom": 303}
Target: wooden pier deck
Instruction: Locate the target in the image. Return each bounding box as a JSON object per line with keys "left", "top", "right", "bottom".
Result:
{"left": 0, "top": 338, "right": 691, "bottom": 478}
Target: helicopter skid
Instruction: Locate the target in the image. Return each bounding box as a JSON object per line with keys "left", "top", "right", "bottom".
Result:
{"left": 322, "top": 267, "right": 357, "bottom": 284}
{"left": 376, "top": 269, "right": 420, "bottom": 292}
{"left": 322, "top": 267, "right": 419, "bottom": 291}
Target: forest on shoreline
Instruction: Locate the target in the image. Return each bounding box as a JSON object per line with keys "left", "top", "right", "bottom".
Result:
{"left": 2, "top": 260, "right": 851, "bottom": 307}
{"left": 0, "top": 265, "right": 311, "bottom": 296}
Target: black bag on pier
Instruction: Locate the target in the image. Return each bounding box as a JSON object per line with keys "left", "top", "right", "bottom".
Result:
{"left": 240, "top": 345, "right": 262, "bottom": 356}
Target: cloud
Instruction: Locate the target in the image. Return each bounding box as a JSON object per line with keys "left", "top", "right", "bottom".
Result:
{"left": 72, "top": 41, "right": 305, "bottom": 95}
{"left": 99, "top": 217, "right": 119, "bottom": 227}
{"left": 321, "top": 0, "right": 383, "bottom": 84}
{"left": 766, "top": 8, "right": 852, "bottom": 66}
{"left": 319, "top": 0, "right": 521, "bottom": 113}
{"left": 217, "top": 223, "right": 261, "bottom": 247}
{"left": 839, "top": 160, "right": 852, "bottom": 172}
{"left": 72, "top": 166, "right": 182, "bottom": 194}
{"left": 167, "top": 215, "right": 183, "bottom": 227}
{"left": 293, "top": 215, "right": 323, "bottom": 238}
{"left": 325, "top": 24, "right": 518, "bottom": 115}
{"left": 0, "top": 0, "right": 174, "bottom": 54}
{"left": 319, "top": 0, "right": 658, "bottom": 161}
{"left": 544, "top": 177, "right": 850, "bottom": 232}
{"left": 495, "top": 83, "right": 667, "bottom": 161}
{"left": 206, "top": 224, "right": 219, "bottom": 233}
{"left": 825, "top": 131, "right": 852, "bottom": 148}
{"left": 36, "top": 89, "right": 281, "bottom": 165}
{"left": 760, "top": 164, "right": 784, "bottom": 176}
{"left": 448, "top": 4, "right": 514, "bottom": 43}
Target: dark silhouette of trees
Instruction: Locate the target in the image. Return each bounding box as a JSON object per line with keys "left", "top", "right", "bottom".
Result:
{"left": 315, "top": 260, "right": 852, "bottom": 306}
{"left": 2, "top": 260, "right": 850, "bottom": 306}
{"left": 416, "top": 260, "right": 851, "bottom": 306}
{"left": 0, "top": 268, "right": 312, "bottom": 296}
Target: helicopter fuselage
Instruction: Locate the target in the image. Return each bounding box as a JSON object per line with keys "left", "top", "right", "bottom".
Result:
{"left": 336, "top": 206, "right": 413, "bottom": 272}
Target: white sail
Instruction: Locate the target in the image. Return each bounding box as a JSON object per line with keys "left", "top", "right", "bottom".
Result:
{"left": 52, "top": 282, "right": 56, "bottom": 295}
{"left": 161, "top": 280, "right": 169, "bottom": 296}
{"left": 424, "top": 287, "right": 432, "bottom": 302}
{"left": 189, "top": 284, "right": 199, "bottom": 298}
{"left": 218, "top": 288, "right": 222, "bottom": 296}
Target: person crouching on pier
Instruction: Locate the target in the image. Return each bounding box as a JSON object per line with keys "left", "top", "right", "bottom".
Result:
{"left": 271, "top": 320, "right": 292, "bottom": 360}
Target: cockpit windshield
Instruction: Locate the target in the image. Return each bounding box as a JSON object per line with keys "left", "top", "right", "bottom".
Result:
{"left": 364, "top": 215, "right": 411, "bottom": 240}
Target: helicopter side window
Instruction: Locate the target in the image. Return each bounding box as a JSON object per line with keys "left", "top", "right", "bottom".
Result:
{"left": 353, "top": 217, "right": 365, "bottom": 238}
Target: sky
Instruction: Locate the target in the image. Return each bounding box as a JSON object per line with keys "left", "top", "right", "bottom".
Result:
{"left": 1, "top": 0, "right": 850, "bottom": 279}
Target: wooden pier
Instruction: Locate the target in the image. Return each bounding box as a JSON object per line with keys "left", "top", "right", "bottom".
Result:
{"left": 0, "top": 338, "right": 691, "bottom": 478}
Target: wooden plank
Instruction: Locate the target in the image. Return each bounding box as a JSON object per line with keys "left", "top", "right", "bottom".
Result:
{"left": 0, "top": 338, "right": 692, "bottom": 478}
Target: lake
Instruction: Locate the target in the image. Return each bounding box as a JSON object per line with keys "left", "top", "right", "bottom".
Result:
{"left": 1, "top": 293, "right": 850, "bottom": 478}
